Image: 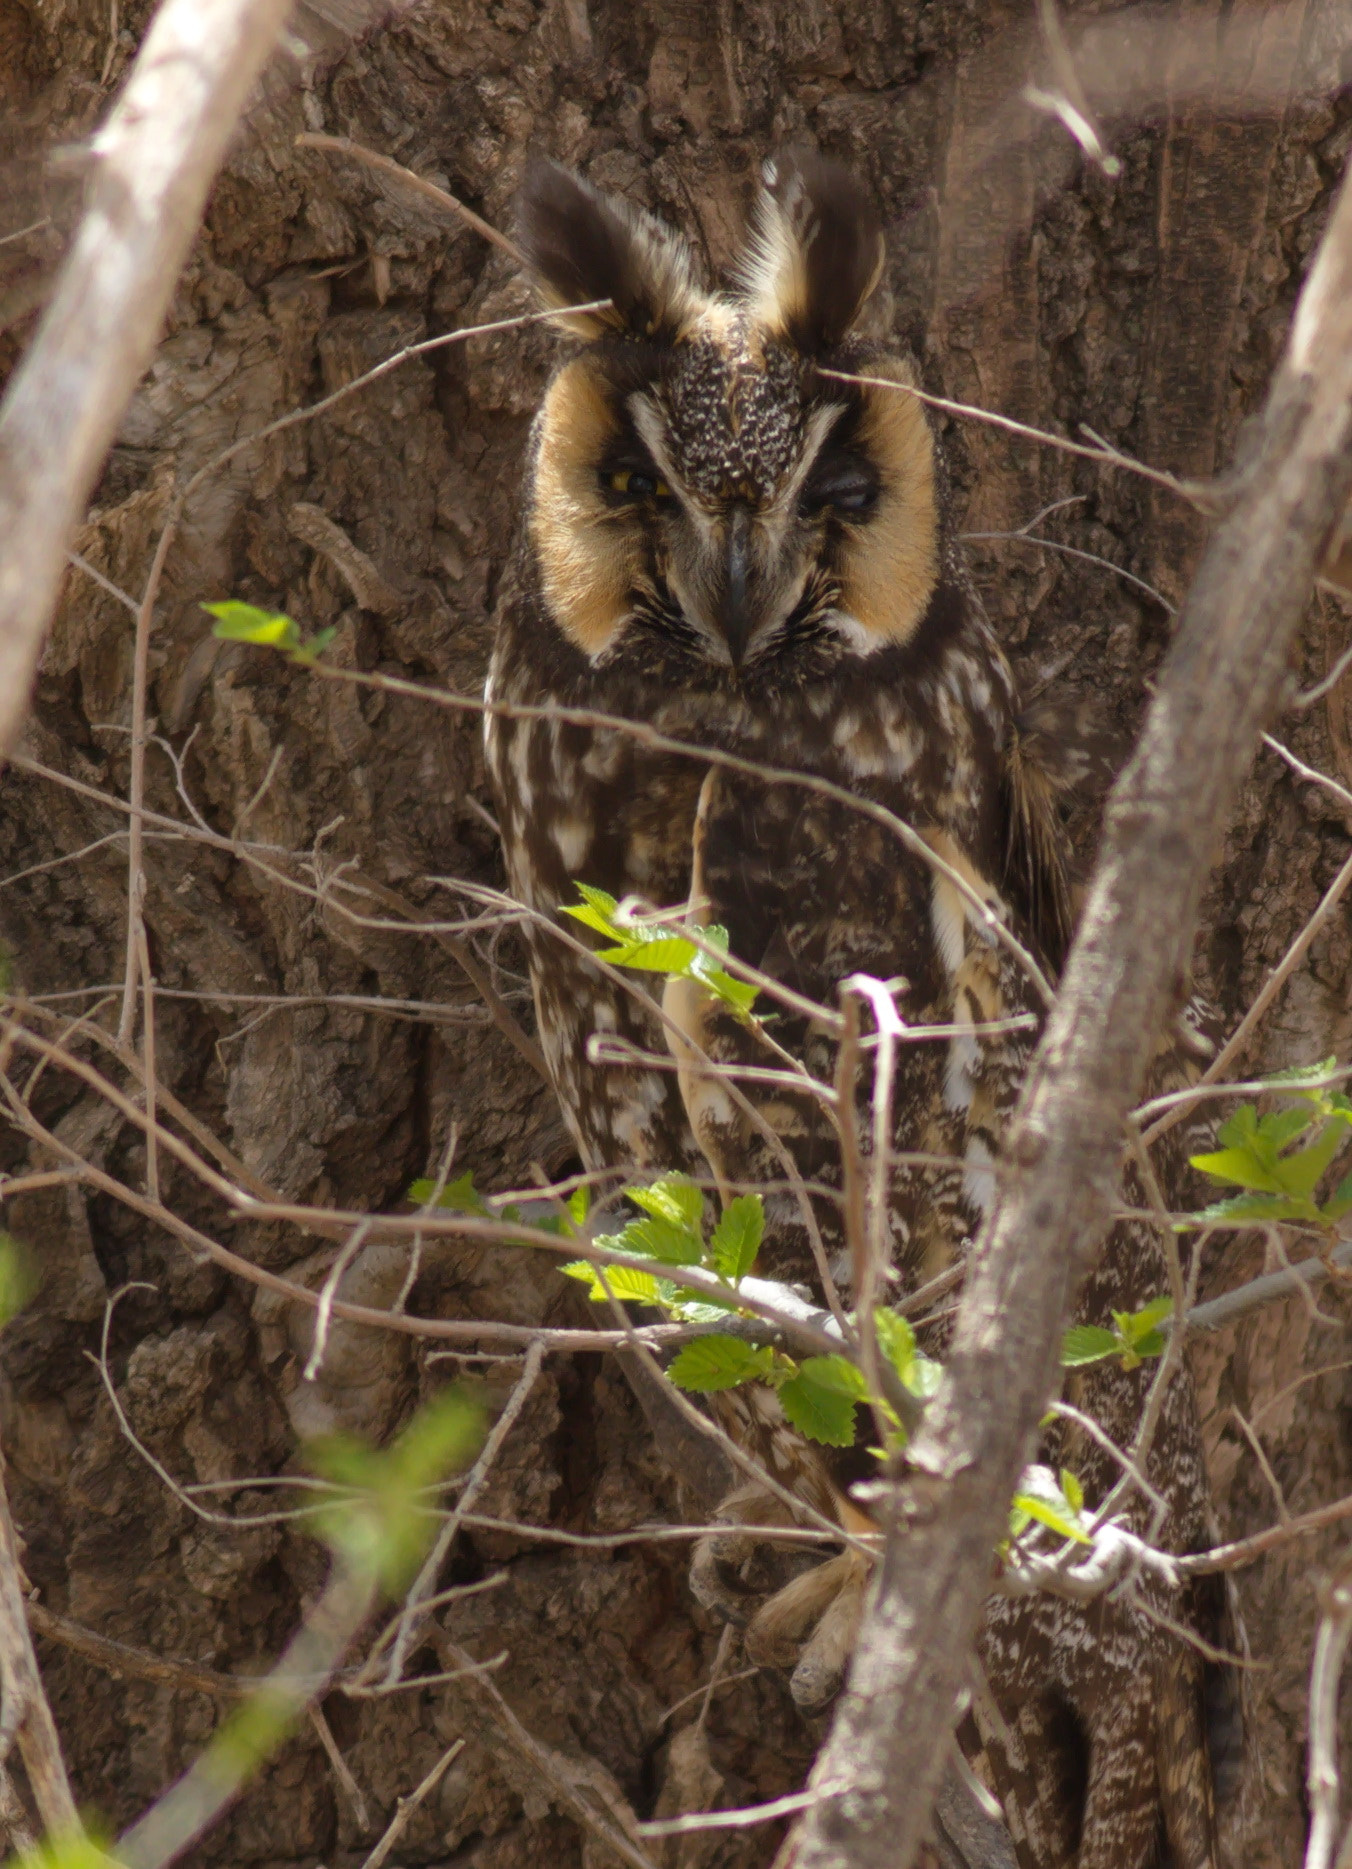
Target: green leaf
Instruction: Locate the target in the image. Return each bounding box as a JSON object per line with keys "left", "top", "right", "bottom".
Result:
{"left": 874, "top": 1308, "right": 943, "bottom": 1397}
{"left": 597, "top": 935, "right": 699, "bottom": 973}
{"left": 595, "top": 1214, "right": 703, "bottom": 1267}
{"left": 205, "top": 599, "right": 300, "bottom": 650}
{"left": 306, "top": 1389, "right": 483, "bottom": 1593}
{"left": 1274, "top": 1119, "right": 1350, "bottom": 1200}
{"left": 797, "top": 1354, "right": 871, "bottom": 1398}
{"left": 699, "top": 968, "right": 760, "bottom": 1015}
{"left": 1117, "top": 1296, "right": 1173, "bottom": 1344}
{"left": 630, "top": 1174, "right": 705, "bottom": 1230}
{"left": 1189, "top": 1146, "right": 1287, "bottom": 1194}
{"left": 709, "top": 1195, "right": 763, "bottom": 1281}
{"left": 560, "top": 1260, "right": 663, "bottom": 1305}
{"left": 407, "top": 1170, "right": 487, "bottom": 1215}
{"left": 1010, "top": 1467, "right": 1090, "bottom": 1545}
{"left": 1259, "top": 1106, "right": 1316, "bottom": 1150}
{"left": 668, "top": 1334, "right": 774, "bottom": 1392}
{"left": 1060, "top": 1468, "right": 1084, "bottom": 1515}
{"left": 0, "top": 1234, "right": 36, "bottom": 1327}
{"left": 1060, "top": 1325, "right": 1120, "bottom": 1367}
{"left": 204, "top": 600, "right": 333, "bottom": 665}
{"left": 1011, "top": 1492, "right": 1090, "bottom": 1543}
{"left": 777, "top": 1368, "right": 860, "bottom": 1448}
{"left": 567, "top": 1184, "right": 591, "bottom": 1227}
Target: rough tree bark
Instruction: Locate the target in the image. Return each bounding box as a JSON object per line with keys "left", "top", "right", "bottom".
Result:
{"left": 0, "top": 4, "right": 1349, "bottom": 1868}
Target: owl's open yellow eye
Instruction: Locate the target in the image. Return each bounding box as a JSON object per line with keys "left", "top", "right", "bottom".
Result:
{"left": 604, "top": 469, "right": 672, "bottom": 501}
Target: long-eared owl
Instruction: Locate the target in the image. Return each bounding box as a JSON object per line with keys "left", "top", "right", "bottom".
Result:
{"left": 485, "top": 154, "right": 1233, "bottom": 1869}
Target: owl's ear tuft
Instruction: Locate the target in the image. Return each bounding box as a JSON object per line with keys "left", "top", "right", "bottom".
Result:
{"left": 517, "top": 158, "right": 704, "bottom": 342}
{"left": 742, "top": 152, "right": 884, "bottom": 353}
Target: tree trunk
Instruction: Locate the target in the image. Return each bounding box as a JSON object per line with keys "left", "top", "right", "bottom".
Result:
{"left": 0, "top": 3, "right": 1349, "bottom": 1865}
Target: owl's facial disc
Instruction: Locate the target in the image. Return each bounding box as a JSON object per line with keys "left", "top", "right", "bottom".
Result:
{"left": 520, "top": 155, "right": 940, "bottom": 668}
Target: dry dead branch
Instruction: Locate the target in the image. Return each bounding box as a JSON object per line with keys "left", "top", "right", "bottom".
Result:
{"left": 0, "top": 0, "right": 297, "bottom": 758}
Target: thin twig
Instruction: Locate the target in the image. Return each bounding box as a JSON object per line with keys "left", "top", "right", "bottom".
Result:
{"left": 295, "top": 134, "right": 523, "bottom": 262}
{"left": 0, "top": 1452, "right": 82, "bottom": 1836}
{"left": 1306, "top": 1551, "right": 1352, "bottom": 1869}
{"left": 380, "top": 1340, "right": 544, "bottom": 1688}
{"left": 359, "top": 1739, "right": 465, "bottom": 1869}
{"left": 310, "top": 1702, "right": 371, "bottom": 1832}
{"left": 820, "top": 369, "right": 1206, "bottom": 506}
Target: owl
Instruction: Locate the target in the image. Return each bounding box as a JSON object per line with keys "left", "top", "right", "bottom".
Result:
{"left": 485, "top": 154, "right": 1232, "bottom": 1869}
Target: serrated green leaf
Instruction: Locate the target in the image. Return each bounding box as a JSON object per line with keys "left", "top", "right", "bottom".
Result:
{"left": 1011, "top": 1493, "right": 1091, "bottom": 1543}
{"left": 561, "top": 901, "right": 623, "bottom": 939}
{"left": 1131, "top": 1329, "right": 1166, "bottom": 1358}
{"left": 1060, "top": 1325, "right": 1120, "bottom": 1367}
{"left": 1258, "top": 1106, "right": 1316, "bottom": 1150}
{"left": 668, "top": 1299, "right": 738, "bottom": 1322}
{"left": 1275, "top": 1119, "right": 1350, "bottom": 1200}
{"left": 407, "top": 1170, "right": 487, "bottom": 1215}
{"left": 701, "top": 968, "right": 760, "bottom": 1014}
{"left": 204, "top": 599, "right": 300, "bottom": 650}
{"left": 597, "top": 935, "right": 699, "bottom": 973}
{"left": 1010, "top": 1467, "right": 1089, "bottom": 1545}
{"left": 668, "top": 1334, "right": 774, "bottom": 1393}
{"left": 1216, "top": 1104, "right": 1259, "bottom": 1148}
{"left": 567, "top": 1184, "right": 591, "bottom": 1227}
{"left": 1060, "top": 1468, "right": 1084, "bottom": 1514}
{"left": 777, "top": 1370, "right": 859, "bottom": 1448}
{"left": 630, "top": 1174, "right": 705, "bottom": 1230}
{"left": 1118, "top": 1296, "right": 1173, "bottom": 1343}
{"left": 595, "top": 1215, "right": 702, "bottom": 1267}
{"left": 560, "top": 1260, "right": 663, "bottom": 1305}
{"left": 1189, "top": 1146, "right": 1287, "bottom": 1194}
{"left": 797, "top": 1354, "right": 871, "bottom": 1398}
{"left": 710, "top": 1195, "right": 763, "bottom": 1281}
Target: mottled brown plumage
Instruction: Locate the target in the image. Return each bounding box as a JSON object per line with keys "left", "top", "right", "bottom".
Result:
{"left": 486, "top": 153, "right": 1232, "bottom": 1869}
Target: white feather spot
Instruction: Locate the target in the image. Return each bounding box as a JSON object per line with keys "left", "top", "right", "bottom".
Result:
{"left": 551, "top": 817, "right": 591, "bottom": 873}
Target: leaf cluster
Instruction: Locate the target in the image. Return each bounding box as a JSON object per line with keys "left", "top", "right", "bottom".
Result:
{"left": 1185, "top": 1061, "right": 1352, "bottom": 1229}
{"left": 562, "top": 884, "right": 759, "bottom": 1015}
{"left": 1060, "top": 1296, "right": 1172, "bottom": 1372}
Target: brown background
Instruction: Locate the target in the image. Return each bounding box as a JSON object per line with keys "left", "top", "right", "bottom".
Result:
{"left": 1, "top": 1, "right": 1351, "bottom": 1863}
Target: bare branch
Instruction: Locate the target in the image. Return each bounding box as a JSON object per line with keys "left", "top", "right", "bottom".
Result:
{"left": 0, "top": 0, "right": 296, "bottom": 758}
{"left": 294, "top": 133, "right": 524, "bottom": 262}
{"left": 0, "top": 1453, "right": 82, "bottom": 1837}
{"left": 1306, "top": 1551, "right": 1352, "bottom": 1869}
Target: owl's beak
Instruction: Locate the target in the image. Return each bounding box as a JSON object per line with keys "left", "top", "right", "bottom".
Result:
{"left": 716, "top": 505, "right": 754, "bottom": 667}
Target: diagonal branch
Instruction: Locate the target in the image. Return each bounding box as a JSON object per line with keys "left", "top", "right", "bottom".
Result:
{"left": 0, "top": 0, "right": 296, "bottom": 759}
{"left": 783, "top": 157, "right": 1352, "bottom": 1869}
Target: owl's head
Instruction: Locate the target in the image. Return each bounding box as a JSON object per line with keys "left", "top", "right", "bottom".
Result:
{"left": 517, "top": 155, "right": 940, "bottom": 674}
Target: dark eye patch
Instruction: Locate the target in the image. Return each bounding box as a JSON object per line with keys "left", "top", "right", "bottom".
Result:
{"left": 800, "top": 452, "right": 880, "bottom": 519}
